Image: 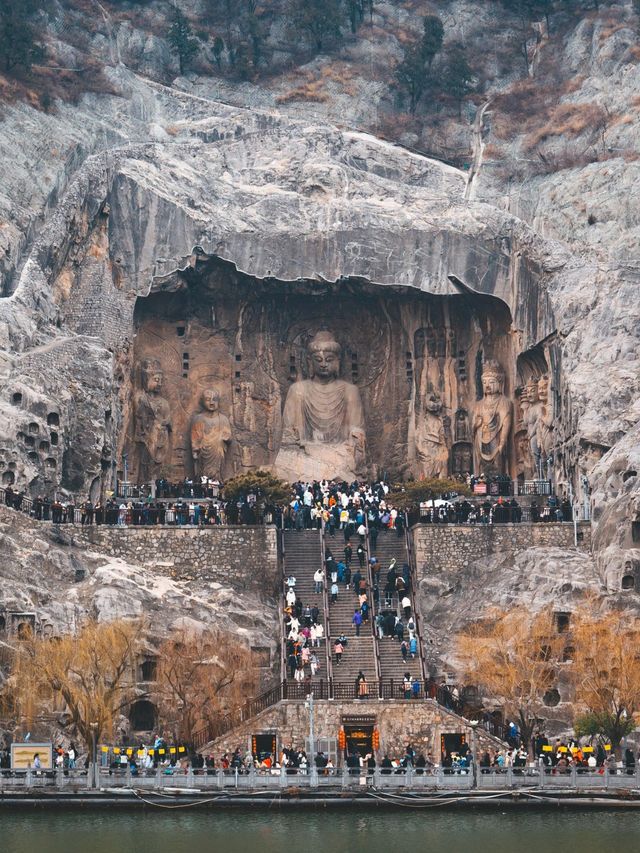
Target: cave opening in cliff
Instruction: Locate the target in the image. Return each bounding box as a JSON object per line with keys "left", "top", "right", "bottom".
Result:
{"left": 120, "top": 253, "right": 559, "bottom": 487}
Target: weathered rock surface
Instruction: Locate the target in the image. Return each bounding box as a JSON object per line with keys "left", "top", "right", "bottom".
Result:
{"left": 0, "top": 506, "right": 279, "bottom": 661}
{"left": 0, "top": 1, "right": 637, "bottom": 648}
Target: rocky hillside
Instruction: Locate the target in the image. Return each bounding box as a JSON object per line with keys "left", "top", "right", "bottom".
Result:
{"left": 0, "top": 1, "right": 637, "bottom": 639}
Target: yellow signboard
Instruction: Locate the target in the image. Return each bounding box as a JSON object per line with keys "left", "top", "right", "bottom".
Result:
{"left": 11, "top": 743, "right": 53, "bottom": 770}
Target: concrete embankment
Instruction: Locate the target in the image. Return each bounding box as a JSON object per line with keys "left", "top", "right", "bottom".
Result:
{"left": 3, "top": 789, "right": 640, "bottom": 810}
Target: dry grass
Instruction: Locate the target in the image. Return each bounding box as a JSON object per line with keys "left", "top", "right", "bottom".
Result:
{"left": 276, "top": 80, "right": 329, "bottom": 104}
{"left": 483, "top": 143, "right": 507, "bottom": 161}
{"left": 524, "top": 102, "right": 607, "bottom": 150}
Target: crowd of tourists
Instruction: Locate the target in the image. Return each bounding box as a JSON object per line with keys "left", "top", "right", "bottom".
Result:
{"left": 2, "top": 474, "right": 570, "bottom": 529}
{"left": 284, "top": 570, "right": 325, "bottom": 688}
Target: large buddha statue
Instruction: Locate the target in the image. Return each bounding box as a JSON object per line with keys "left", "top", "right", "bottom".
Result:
{"left": 274, "top": 330, "right": 366, "bottom": 481}
{"left": 473, "top": 359, "right": 513, "bottom": 476}
{"left": 190, "top": 389, "right": 232, "bottom": 481}
{"left": 134, "top": 358, "right": 172, "bottom": 483}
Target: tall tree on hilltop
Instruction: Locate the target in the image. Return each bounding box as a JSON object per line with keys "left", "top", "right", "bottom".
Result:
{"left": 289, "top": 0, "right": 344, "bottom": 52}
{"left": 0, "top": 0, "right": 45, "bottom": 74}
{"left": 394, "top": 13, "right": 444, "bottom": 114}
{"left": 442, "top": 44, "right": 474, "bottom": 117}
{"left": 421, "top": 14, "right": 445, "bottom": 69}
{"left": 167, "top": 5, "right": 199, "bottom": 75}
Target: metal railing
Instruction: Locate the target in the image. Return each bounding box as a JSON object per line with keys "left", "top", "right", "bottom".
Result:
{"left": 5, "top": 764, "right": 639, "bottom": 792}
{"left": 403, "top": 514, "right": 428, "bottom": 685}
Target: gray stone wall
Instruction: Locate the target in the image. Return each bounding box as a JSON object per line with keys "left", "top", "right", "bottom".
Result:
{"left": 412, "top": 522, "right": 591, "bottom": 576}
{"left": 72, "top": 524, "right": 279, "bottom": 595}
{"left": 207, "top": 699, "right": 501, "bottom": 761}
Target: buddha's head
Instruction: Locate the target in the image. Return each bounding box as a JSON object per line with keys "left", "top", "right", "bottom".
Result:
{"left": 201, "top": 389, "right": 220, "bottom": 412}
{"left": 481, "top": 360, "right": 505, "bottom": 397}
{"left": 425, "top": 392, "right": 442, "bottom": 414}
{"left": 308, "top": 331, "right": 341, "bottom": 382}
{"left": 141, "top": 358, "right": 163, "bottom": 393}
{"left": 525, "top": 379, "right": 540, "bottom": 404}
{"left": 538, "top": 375, "right": 549, "bottom": 404}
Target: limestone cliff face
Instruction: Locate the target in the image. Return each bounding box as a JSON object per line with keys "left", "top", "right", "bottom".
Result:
{"left": 0, "top": 2, "right": 637, "bottom": 609}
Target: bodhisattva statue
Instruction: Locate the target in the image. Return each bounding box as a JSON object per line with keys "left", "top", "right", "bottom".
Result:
{"left": 521, "top": 379, "right": 542, "bottom": 476}
{"left": 274, "top": 330, "right": 366, "bottom": 481}
{"left": 415, "top": 392, "right": 449, "bottom": 478}
{"left": 190, "top": 389, "right": 232, "bottom": 481}
{"left": 536, "top": 375, "right": 554, "bottom": 477}
{"left": 134, "top": 358, "right": 172, "bottom": 483}
{"left": 473, "top": 360, "right": 513, "bottom": 476}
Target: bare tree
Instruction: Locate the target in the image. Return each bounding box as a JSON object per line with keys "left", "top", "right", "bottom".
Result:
{"left": 7, "top": 620, "right": 143, "bottom": 751}
{"left": 571, "top": 608, "right": 640, "bottom": 752}
{"left": 456, "top": 607, "right": 564, "bottom": 750}
{"left": 156, "top": 627, "right": 258, "bottom": 745}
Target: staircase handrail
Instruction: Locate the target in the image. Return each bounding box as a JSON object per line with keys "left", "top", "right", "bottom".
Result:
{"left": 279, "top": 529, "right": 287, "bottom": 685}
{"left": 319, "top": 522, "right": 334, "bottom": 685}
{"left": 364, "top": 516, "right": 383, "bottom": 692}
{"left": 404, "top": 512, "right": 429, "bottom": 685}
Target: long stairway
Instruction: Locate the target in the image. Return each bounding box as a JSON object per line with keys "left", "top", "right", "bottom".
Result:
{"left": 370, "top": 528, "right": 423, "bottom": 694}
{"left": 324, "top": 531, "right": 378, "bottom": 694}
{"left": 282, "top": 529, "right": 329, "bottom": 688}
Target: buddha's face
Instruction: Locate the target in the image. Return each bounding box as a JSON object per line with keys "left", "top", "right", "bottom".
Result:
{"left": 145, "top": 371, "right": 163, "bottom": 393}
{"left": 538, "top": 377, "right": 549, "bottom": 403}
{"left": 426, "top": 394, "right": 442, "bottom": 414}
{"left": 310, "top": 348, "right": 339, "bottom": 380}
{"left": 482, "top": 375, "right": 501, "bottom": 396}
{"left": 526, "top": 382, "right": 539, "bottom": 403}
{"left": 202, "top": 391, "right": 220, "bottom": 412}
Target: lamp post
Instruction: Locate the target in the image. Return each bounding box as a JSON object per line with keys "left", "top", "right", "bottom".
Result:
{"left": 305, "top": 691, "right": 315, "bottom": 758}
{"left": 305, "top": 691, "right": 317, "bottom": 786}
{"left": 89, "top": 721, "right": 98, "bottom": 789}
{"left": 469, "top": 720, "right": 479, "bottom": 789}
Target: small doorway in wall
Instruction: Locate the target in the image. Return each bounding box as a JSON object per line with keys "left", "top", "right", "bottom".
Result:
{"left": 440, "top": 732, "right": 467, "bottom": 763}
{"left": 344, "top": 725, "right": 374, "bottom": 757}
{"left": 252, "top": 733, "right": 276, "bottom": 762}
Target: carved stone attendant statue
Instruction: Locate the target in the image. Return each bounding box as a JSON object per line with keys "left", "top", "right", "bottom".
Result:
{"left": 275, "top": 331, "right": 366, "bottom": 481}
{"left": 521, "top": 379, "right": 542, "bottom": 476}
{"left": 473, "top": 360, "right": 513, "bottom": 475}
{"left": 536, "top": 375, "right": 554, "bottom": 476}
{"left": 415, "top": 392, "right": 449, "bottom": 478}
{"left": 134, "top": 358, "right": 172, "bottom": 483}
{"left": 190, "top": 389, "right": 232, "bottom": 480}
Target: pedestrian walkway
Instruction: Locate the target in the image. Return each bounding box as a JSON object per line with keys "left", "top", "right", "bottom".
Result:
{"left": 371, "top": 529, "right": 423, "bottom": 693}
{"left": 282, "top": 529, "right": 329, "bottom": 688}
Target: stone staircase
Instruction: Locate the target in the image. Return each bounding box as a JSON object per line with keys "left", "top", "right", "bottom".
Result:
{"left": 324, "top": 531, "right": 378, "bottom": 690}
{"left": 282, "top": 529, "right": 329, "bottom": 686}
{"left": 370, "top": 528, "right": 423, "bottom": 691}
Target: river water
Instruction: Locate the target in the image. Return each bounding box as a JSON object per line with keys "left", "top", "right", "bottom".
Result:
{"left": 2, "top": 810, "right": 638, "bottom": 853}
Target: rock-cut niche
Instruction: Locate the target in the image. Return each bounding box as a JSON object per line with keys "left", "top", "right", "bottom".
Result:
{"left": 122, "top": 256, "right": 534, "bottom": 485}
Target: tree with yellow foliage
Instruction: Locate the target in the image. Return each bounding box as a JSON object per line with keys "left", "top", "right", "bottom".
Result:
{"left": 7, "top": 619, "right": 143, "bottom": 752}
{"left": 156, "top": 627, "right": 258, "bottom": 745}
{"left": 570, "top": 608, "right": 640, "bottom": 751}
{"left": 456, "top": 607, "right": 564, "bottom": 750}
